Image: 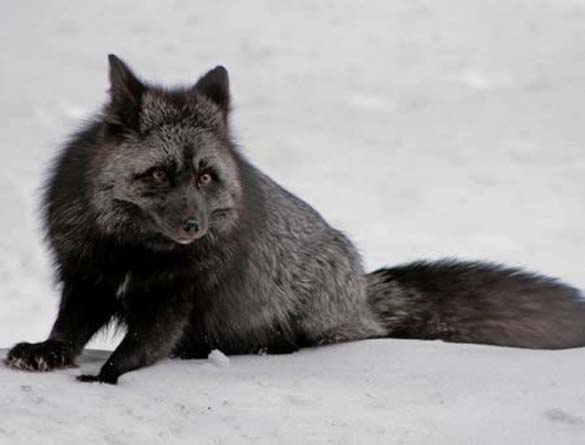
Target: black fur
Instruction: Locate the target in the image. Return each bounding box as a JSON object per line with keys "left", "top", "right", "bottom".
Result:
{"left": 368, "top": 260, "right": 585, "bottom": 349}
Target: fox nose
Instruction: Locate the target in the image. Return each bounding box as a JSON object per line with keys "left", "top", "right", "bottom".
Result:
{"left": 181, "top": 218, "right": 200, "bottom": 236}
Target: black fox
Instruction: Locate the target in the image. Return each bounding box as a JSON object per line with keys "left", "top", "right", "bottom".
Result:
{"left": 5, "top": 55, "right": 585, "bottom": 384}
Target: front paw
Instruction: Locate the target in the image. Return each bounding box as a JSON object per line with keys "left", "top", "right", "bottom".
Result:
{"left": 4, "top": 340, "right": 74, "bottom": 372}
{"left": 76, "top": 373, "right": 118, "bottom": 385}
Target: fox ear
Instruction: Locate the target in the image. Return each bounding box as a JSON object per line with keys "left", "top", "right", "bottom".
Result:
{"left": 193, "top": 66, "right": 230, "bottom": 115}
{"left": 106, "top": 54, "right": 145, "bottom": 128}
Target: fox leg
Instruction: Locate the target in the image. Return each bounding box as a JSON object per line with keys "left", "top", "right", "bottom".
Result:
{"left": 78, "top": 291, "right": 193, "bottom": 384}
{"left": 5, "top": 278, "right": 117, "bottom": 372}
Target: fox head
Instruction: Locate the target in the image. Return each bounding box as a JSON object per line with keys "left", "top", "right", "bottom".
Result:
{"left": 90, "top": 55, "right": 244, "bottom": 248}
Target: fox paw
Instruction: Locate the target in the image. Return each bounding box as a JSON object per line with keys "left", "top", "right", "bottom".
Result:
{"left": 77, "top": 373, "right": 118, "bottom": 385}
{"left": 4, "top": 340, "right": 74, "bottom": 372}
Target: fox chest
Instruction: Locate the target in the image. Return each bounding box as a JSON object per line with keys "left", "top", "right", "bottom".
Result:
{"left": 113, "top": 268, "right": 293, "bottom": 352}
{"left": 188, "top": 280, "right": 297, "bottom": 353}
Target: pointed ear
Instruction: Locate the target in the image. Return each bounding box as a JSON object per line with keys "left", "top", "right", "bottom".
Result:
{"left": 193, "top": 66, "right": 230, "bottom": 114}
{"left": 105, "top": 54, "right": 145, "bottom": 129}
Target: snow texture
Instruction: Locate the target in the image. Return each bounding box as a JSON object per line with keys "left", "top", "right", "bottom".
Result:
{"left": 1, "top": 0, "right": 584, "bottom": 443}
{"left": 208, "top": 350, "right": 231, "bottom": 369}
{"left": 2, "top": 343, "right": 585, "bottom": 444}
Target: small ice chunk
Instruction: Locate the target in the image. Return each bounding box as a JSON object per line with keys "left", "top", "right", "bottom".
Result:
{"left": 208, "top": 349, "right": 230, "bottom": 368}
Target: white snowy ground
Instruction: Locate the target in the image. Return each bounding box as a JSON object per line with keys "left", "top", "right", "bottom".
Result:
{"left": 2, "top": 342, "right": 585, "bottom": 445}
{"left": 1, "top": 0, "right": 584, "bottom": 443}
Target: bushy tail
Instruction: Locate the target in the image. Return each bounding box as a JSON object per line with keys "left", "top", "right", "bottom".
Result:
{"left": 366, "top": 259, "right": 585, "bottom": 349}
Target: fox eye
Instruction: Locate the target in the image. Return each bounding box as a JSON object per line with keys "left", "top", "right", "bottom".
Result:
{"left": 198, "top": 172, "right": 213, "bottom": 186}
{"left": 150, "top": 168, "right": 167, "bottom": 182}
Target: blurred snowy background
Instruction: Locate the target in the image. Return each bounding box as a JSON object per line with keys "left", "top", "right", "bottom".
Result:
{"left": 2, "top": 1, "right": 585, "bottom": 444}
{"left": 2, "top": 0, "right": 583, "bottom": 350}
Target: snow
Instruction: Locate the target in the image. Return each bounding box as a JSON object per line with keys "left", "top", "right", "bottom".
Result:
{"left": 208, "top": 350, "right": 231, "bottom": 368}
{"left": 2, "top": 342, "right": 585, "bottom": 444}
{"left": 1, "top": 0, "right": 584, "bottom": 443}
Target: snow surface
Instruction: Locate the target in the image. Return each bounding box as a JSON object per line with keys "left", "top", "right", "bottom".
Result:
{"left": 2, "top": 342, "right": 585, "bottom": 445}
{"left": 1, "top": 0, "right": 584, "bottom": 443}
{"left": 208, "top": 349, "right": 231, "bottom": 369}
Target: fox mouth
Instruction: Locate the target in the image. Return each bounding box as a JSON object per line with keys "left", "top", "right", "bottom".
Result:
{"left": 173, "top": 236, "right": 200, "bottom": 245}
{"left": 165, "top": 226, "right": 209, "bottom": 245}
{"left": 146, "top": 209, "right": 232, "bottom": 246}
{"left": 161, "top": 233, "right": 206, "bottom": 246}
{"left": 153, "top": 218, "right": 208, "bottom": 245}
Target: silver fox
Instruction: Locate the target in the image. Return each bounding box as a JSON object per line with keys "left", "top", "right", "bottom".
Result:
{"left": 5, "top": 55, "right": 585, "bottom": 384}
